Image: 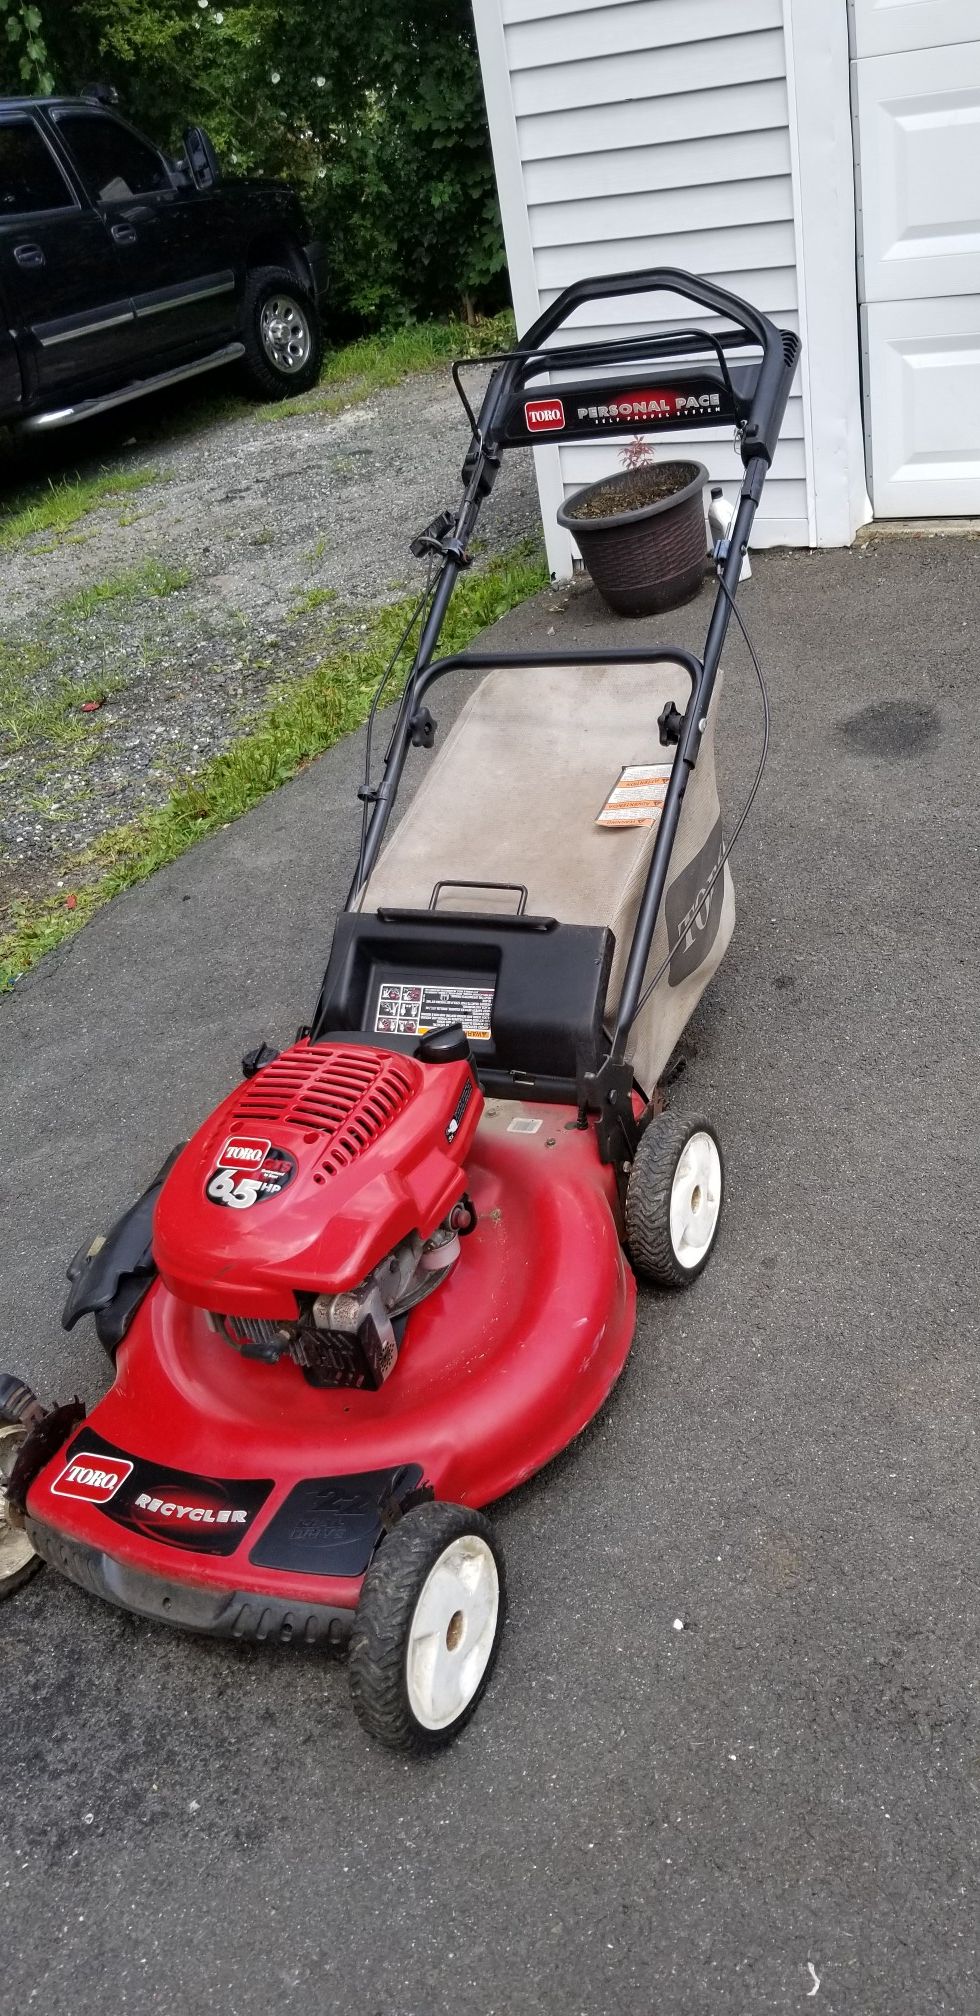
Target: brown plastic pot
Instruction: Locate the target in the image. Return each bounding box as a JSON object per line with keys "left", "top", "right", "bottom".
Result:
{"left": 557, "top": 460, "right": 709, "bottom": 616}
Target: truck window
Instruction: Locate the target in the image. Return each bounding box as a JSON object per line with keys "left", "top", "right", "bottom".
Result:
{"left": 0, "top": 118, "right": 74, "bottom": 214}
{"left": 53, "top": 112, "right": 171, "bottom": 204}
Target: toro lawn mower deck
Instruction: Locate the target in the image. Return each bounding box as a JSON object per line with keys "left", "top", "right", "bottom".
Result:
{"left": 2, "top": 267, "right": 799, "bottom": 1751}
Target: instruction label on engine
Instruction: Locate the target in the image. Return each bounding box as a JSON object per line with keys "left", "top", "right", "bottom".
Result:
{"left": 374, "top": 980, "right": 495, "bottom": 1042}
{"left": 596, "top": 763, "right": 672, "bottom": 829}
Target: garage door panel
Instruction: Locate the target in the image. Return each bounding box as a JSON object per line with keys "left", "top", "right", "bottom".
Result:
{"left": 852, "top": 0, "right": 979, "bottom": 59}
{"left": 865, "top": 298, "right": 980, "bottom": 513}
{"left": 855, "top": 45, "right": 980, "bottom": 299}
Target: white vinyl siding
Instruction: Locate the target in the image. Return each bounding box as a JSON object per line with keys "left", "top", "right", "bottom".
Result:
{"left": 474, "top": 0, "right": 814, "bottom": 571}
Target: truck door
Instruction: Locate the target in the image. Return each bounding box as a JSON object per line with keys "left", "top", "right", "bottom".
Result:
{"left": 0, "top": 112, "right": 137, "bottom": 401}
{"left": 49, "top": 108, "right": 238, "bottom": 358}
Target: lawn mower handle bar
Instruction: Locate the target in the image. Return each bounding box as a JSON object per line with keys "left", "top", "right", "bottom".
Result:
{"left": 482, "top": 267, "right": 800, "bottom": 471}
{"left": 348, "top": 271, "right": 792, "bottom": 1080}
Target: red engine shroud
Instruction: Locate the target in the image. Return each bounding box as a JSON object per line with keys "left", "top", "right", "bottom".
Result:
{"left": 27, "top": 1106, "right": 636, "bottom": 1623}
{"left": 154, "top": 1039, "right": 482, "bottom": 1317}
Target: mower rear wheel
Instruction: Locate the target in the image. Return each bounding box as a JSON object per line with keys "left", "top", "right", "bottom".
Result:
{"left": 349, "top": 1501, "right": 505, "bottom": 1753}
{"left": 626, "top": 1112, "right": 724, "bottom": 1288}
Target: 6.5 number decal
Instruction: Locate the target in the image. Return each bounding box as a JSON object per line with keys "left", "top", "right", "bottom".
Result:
{"left": 206, "top": 1168, "right": 263, "bottom": 1210}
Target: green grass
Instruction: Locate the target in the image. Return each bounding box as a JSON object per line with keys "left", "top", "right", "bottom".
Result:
{"left": 0, "top": 638, "right": 123, "bottom": 750}
{"left": 321, "top": 311, "right": 517, "bottom": 389}
{"left": 258, "top": 310, "right": 517, "bottom": 423}
{"left": 0, "top": 555, "right": 187, "bottom": 742}
{"left": 58, "top": 559, "right": 192, "bottom": 623}
{"left": 0, "top": 468, "right": 160, "bottom": 548}
{"left": 0, "top": 540, "right": 547, "bottom": 989}
{"left": 289, "top": 584, "right": 337, "bottom": 620}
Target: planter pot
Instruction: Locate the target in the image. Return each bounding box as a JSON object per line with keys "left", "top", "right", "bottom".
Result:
{"left": 557, "top": 459, "right": 709, "bottom": 617}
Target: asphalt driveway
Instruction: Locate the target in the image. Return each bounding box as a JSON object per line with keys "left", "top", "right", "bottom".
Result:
{"left": 1, "top": 534, "right": 977, "bottom": 2014}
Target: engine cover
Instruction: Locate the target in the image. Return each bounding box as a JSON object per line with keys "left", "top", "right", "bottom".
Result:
{"left": 153, "top": 1039, "right": 482, "bottom": 1319}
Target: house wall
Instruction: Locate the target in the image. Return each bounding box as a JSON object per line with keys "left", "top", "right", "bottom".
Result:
{"left": 473, "top": 0, "right": 869, "bottom": 574}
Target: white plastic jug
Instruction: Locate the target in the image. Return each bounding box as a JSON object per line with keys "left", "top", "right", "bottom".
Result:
{"left": 708, "top": 486, "right": 751, "bottom": 581}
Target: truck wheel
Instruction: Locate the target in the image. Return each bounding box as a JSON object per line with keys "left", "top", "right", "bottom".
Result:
{"left": 349, "top": 1502, "right": 505, "bottom": 1753}
{"left": 626, "top": 1111, "right": 724, "bottom": 1287}
{"left": 240, "top": 264, "right": 322, "bottom": 398}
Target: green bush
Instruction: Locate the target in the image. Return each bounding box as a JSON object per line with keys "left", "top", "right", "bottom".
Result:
{"left": 22, "top": 1, "right": 508, "bottom": 332}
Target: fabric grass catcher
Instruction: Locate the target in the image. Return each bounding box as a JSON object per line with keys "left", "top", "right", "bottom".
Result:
{"left": 558, "top": 457, "right": 710, "bottom": 616}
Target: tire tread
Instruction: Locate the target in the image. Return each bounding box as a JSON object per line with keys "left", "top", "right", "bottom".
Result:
{"left": 625, "top": 1110, "right": 722, "bottom": 1289}
{"left": 348, "top": 1502, "right": 505, "bottom": 1754}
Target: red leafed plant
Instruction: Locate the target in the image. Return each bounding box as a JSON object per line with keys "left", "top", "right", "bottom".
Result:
{"left": 619, "top": 434, "right": 654, "bottom": 472}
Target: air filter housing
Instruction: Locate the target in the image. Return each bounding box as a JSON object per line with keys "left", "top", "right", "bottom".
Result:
{"left": 227, "top": 1043, "right": 420, "bottom": 1175}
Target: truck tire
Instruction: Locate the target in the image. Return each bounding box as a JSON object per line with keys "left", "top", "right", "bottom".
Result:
{"left": 239, "top": 264, "right": 322, "bottom": 399}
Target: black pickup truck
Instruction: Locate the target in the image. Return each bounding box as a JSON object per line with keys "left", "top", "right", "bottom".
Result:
{"left": 0, "top": 94, "right": 327, "bottom": 432}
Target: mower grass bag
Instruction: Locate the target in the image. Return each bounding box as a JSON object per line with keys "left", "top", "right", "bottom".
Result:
{"left": 365, "top": 659, "right": 733, "bottom": 1100}
{"left": 5, "top": 265, "right": 798, "bottom": 1752}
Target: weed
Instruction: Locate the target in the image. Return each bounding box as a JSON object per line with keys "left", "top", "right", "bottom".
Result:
{"left": 57, "top": 560, "right": 192, "bottom": 623}
{"left": 0, "top": 469, "right": 160, "bottom": 548}
{"left": 0, "top": 642, "right": 125, "bottom": 751}
{"left": 289, "top": 585, "right": 338, "bottom": 620}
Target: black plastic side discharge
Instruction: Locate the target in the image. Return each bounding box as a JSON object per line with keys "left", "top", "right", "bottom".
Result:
{"left": 61, "top": 1145, "right": 185, "bottom": 1355}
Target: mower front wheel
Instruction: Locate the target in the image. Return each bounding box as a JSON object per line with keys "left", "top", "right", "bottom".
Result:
{"left": 626, "top": 1111, "right": 724, "bottom": 1288}
{"left": 349, "top": 1502, "right": 505, "bottom": 1753}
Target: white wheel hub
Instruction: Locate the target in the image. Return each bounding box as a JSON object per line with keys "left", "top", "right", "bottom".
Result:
{"left": 669, "top": 1129, "right": 722, "bottom": 1269}
{"left": 405, "top": 1533, "right": 500, "bottom": 1731}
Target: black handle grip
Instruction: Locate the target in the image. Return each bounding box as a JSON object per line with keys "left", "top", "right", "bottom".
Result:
{"left": 520, "top": 266, "right": 772, "bottom": 353}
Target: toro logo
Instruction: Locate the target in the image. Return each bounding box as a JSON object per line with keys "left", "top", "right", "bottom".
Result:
{"left": 217, "top": 1136, "right": 270, "bottom": 1169}
{"left": 524, "top": 397, "right": 565, "bottom": 434}
{"left": 51, "top": 1450, "right": 134, "bottom": 1505}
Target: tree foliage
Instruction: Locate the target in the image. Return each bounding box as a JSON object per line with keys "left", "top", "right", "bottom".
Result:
{"left": 0, "top": 0, "right": 54, "bottom": 96}
{"left": 5, "top": 1, "right": 507, "bottom": 331}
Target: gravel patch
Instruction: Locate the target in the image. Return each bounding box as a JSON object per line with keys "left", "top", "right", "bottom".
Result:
{"left": 0, "top": 368, "right": 540, "bottom": 924}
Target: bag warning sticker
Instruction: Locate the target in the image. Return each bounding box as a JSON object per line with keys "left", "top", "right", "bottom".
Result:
{"left": 596, "top": 764, "right": 672, "bottom": 829}
{"left": 375, "top": 981, "right": 495, "bottom": 1042}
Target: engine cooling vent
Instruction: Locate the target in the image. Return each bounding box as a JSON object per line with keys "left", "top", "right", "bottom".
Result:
{"left": 228, "top": 1042, "right": 420, "bottom": 1174}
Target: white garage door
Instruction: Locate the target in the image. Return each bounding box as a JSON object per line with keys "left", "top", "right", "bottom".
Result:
{"left": 853, "top": 0, "right": 980, "bottom": 514}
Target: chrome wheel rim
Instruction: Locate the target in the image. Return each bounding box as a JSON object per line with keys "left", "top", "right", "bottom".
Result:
{"left": 405, "top": 1534, "right": 500, "bottom": 1731}
{"left": 669, "top": 1130, "right": 722, "bottom": 1269}
{"left": 259, "top": 293, "right": 311, "bottom": 375}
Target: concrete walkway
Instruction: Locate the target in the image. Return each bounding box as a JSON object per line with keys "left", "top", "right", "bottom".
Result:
{"left": 2, "top": 535, "right": 977, "bottom": 2015}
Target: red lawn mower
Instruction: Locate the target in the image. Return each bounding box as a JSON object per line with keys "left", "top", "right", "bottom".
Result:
{"left": 2, "top": 270, "right": 798, "bottom": 1750}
